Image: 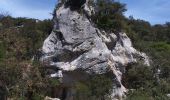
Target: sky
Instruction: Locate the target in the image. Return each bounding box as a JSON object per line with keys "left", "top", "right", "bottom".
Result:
{"left": 0, "top": 0, "right": 170, "bottom": 25}
{"left": 0, "top": 0, "right": 56, "bottom": 20}
{"left": 119, "top": 0, "right": 170, "bottom": 24}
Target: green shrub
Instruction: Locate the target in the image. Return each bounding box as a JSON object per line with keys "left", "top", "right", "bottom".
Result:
{"left": 126, "top": 63, "right": 154, "bottom": 89}
{"left": 74, "top": 74, "right": 113, "bottom": 100}
{"left": 150, "top": 42, "right": 170, "bottom": 52}
{"left": 0, "top": 41, "right": 5, "bottom": 62}
{"left": 126, "top": 90, "right": 152, "bottom": 100}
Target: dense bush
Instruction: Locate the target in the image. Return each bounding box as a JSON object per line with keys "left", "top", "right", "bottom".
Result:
{"left": 74, "top": 74, "right": 113, "bottom": 100}
{"left": 0, "top": 42, "right": 5, "bottom": 62}
{"left": 92, "top": 0, "right": 127, "bottom": 32}
{"left": 0, "top": 15, "right": 54, "bottom": 99}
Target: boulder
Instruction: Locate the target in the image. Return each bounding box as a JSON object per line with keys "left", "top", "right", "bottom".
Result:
{"left": 40, "top": 0, "right": 150, "bottom": 99}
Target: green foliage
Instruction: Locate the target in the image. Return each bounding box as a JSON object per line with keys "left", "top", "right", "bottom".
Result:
{"left": 0, "top": 16, "right": 54, "bottom": 99}
{"left": 74, "top": 82, "right": 92, "bottom": 100}
{"left": 74, "top": 74, "right": 113, "bottom": 100}
{"left": 125, "top": 18, "right": 170, "bottom": 100}
{"left": 49, "top": 79, "right": 60, "bottom": 87}
{"left": 0, "top": 22, "right": 2, "bottom": 28}
{"left": 126, "top": 18, "right": 153, "bottom": 42}
{"left": 92, "top": 0, "right": 127, "bottom": 32}
{"left": 126, "top": 90, "right": 152, "bottom": 100}
{"left": 126, "top": 63, "right": 170, "bottom": 100}
{"left": 32, "top": 93, "right": 44, "bottom": 100}
{"left": 0, "top": 16, "right": 15, "bottom": 28}
{"left": 0, "top": 42, "right": 5, "bottom": 62}
{"left": 88, "top": 74, "right": 112, "bottom": 97}
{"left": 126, "top": 87, "right": 170, "bottom": 100}
{"left": 150, "top": 42, "right": 170, "bottom": 52}
{"left": 125, "top": 63, "right": 154, "bottom": 89}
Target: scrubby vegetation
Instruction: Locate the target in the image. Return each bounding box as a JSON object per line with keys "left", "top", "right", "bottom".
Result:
{"left": 0, "top": 16, "right": 55, "bottom": 99}
{"left": 0, "top": 0, "right": 170, "bottom": 99}
{"left": 74, "top": 74, "right": 113, "bottom": 100}
{"left": 91, "top": 1, "right": 170, "bottom": 99}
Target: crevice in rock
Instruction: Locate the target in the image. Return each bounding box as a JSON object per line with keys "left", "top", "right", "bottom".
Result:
{"left": 51, "top": 49, "right": 89, "bottom": 63}
{"left": 105, "top": 36, "right": 117, "bottom": 50}
{"left": 64, "top": 0, "right": 86, "bottom": 10}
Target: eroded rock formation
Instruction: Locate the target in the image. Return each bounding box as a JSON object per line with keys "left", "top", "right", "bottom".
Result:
{"left": 40, "top": 0, "right": 150, "bottom": 99}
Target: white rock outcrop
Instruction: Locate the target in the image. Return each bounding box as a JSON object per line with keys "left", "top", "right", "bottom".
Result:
{"left": 45, "top": 96, "right": 60, "bottom": 100}
{"left": 40, "top": 0, "right": 150, "bottom": 99}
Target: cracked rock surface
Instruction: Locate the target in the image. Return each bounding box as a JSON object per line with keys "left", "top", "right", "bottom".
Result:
{"left": 40, "top": 0, "right": 150, "bottom": 99}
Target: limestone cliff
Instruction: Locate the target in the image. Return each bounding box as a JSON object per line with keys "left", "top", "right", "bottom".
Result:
{"left": 40, "top": 0, "right": 150, "bottom": 99}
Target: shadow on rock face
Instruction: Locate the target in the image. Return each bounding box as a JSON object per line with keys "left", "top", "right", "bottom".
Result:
{"left": 65, "top": 0, "right": 86, "bottom": 10}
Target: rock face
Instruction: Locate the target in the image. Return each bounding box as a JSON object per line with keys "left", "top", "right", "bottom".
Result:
{"left": 40, "top": 0, "right": 150, "bottom": 99}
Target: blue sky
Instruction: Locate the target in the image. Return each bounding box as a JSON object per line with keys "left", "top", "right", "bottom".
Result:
{"left": 119, "top": 0, "right": 170, "bottom": 24}
{"left": 0, "top": 0, "right": 170, "bottom": 24}
{"left": 0, "top": 0, "right": 56, "bottom": 20}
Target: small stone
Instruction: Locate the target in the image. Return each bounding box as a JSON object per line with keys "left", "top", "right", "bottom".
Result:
{"left": 167, "top": 94, "right": 170, "bottom": 98}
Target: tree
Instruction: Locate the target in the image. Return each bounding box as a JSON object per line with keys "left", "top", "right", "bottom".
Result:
{"left": 92, "top": 0, "right": 127, "bottom": 32}
{"left": 0, "top": 11, "right": 10, "bottom": 20}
